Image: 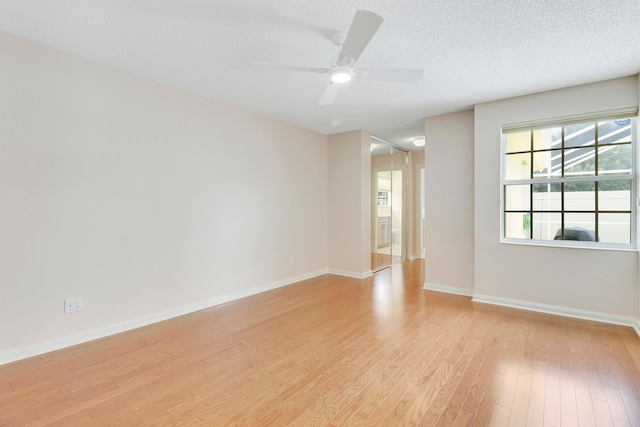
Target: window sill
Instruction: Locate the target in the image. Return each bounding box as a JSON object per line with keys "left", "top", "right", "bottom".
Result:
{"left": 500, "top": 238, "right": 638, "bottom": 252}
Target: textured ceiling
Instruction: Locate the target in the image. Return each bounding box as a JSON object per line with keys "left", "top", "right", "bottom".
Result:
{"left": 1, "top": 0, "right": 639, "bottom": 150}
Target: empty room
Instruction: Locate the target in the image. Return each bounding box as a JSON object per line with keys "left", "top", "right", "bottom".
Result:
{"left": 1, "top": 1, "right": 640, "bottom": 426}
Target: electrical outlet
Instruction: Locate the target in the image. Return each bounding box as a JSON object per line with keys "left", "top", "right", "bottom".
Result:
{"left": 64, "top": 297, "right": 83, "bottom": 314}
{"left": 468, "top": 265, "right": 475, "bottom": 275}
{"left": 289, "top": 256, "right": 294, "bottom": 265}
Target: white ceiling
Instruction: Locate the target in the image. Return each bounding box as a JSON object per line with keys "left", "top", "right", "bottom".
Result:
{"left": 1, "top": 1, "right": 639, "bottom": 151}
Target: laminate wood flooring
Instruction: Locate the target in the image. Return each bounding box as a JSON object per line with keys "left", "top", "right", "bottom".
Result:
{"left": 1, "top": 260, "right": 639, "bottom": 426}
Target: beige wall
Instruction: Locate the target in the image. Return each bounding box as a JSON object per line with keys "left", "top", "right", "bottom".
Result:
{"left": 328, "top": 130, "right": 371, "bottom": 277}
{"left": 0, "top": 31, "right": 328, "bottom": 360}
{"left": 424, "top": 110, "right": 475, "bottom": 292}
{"left": 474, "top": 76, "right": 638, "bottom": 317}
{"left": 410, "top": 151, "right": 424, "bottom": 259}
{"left": 4, "top": 29, "right": 635, "bottom": 363}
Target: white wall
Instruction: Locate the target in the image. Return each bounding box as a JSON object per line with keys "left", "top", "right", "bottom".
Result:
{"left": 0, "top": 31, "right": 328, "bottom": 360}
{"left": 423, "top": 110, "right": 475, "bottom": 292}
{"left": 328, "top": 130, "right": 371, "bottom": 277}
{"left": 474, "top": 76, "right": 639, "bottom": 317}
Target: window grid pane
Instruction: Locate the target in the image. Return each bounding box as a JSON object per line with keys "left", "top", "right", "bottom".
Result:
{"left": 503, "top": 116, "right": 635, "bottom": 246}
{"left": 564, "top": 147, "right": 596, "bottom": 177}
{"left": 506, "top": 131, "right": 531, "bottom": 153}
{"left": 505, "top": 153, "right": 531, "bottom": 180}
{"left": 505, "top": 185, "right": 531, "bottom": 211}
{"left": 532, "top": 149, "right": 562, "bottom": 179}
{"left": 598, "top": 144, "right": 632, "bottom": 175}
{"left": 598, "top": 119, "right": 632, "bottom": 145}
{"left": 565, "top": 123, "right": 595, "bottom": 148}
{"left": 599, "top": 213, "right": 631, "bottom": 244}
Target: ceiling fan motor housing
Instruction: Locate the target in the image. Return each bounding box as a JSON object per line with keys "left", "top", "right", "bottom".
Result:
{"left": 330, "top": 65, "right": 353, "bottom": 83}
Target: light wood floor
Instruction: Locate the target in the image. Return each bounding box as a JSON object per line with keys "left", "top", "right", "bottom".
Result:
{"left": 370, "top": 252, "right": 402, "bottom": 271}
{"left": 1, "top": 260, "right": 640, "bottom": 426}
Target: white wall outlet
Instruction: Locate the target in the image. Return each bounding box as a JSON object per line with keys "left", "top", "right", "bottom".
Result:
{"left": 468, "top": 265, "right": 475, "bottom": 275}
{"left": 64, "top": 297, "right": 83, "bottom": 314}
{"left": 289, "top": 256, "right": 294, "bottom": 265}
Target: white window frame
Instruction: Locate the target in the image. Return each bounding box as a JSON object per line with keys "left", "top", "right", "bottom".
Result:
{"left": 500, "top": 108, "right": 639, "bottom": 250}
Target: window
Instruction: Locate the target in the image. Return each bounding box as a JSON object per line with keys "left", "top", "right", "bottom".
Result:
{"left": 502, "top": 114, "right": 636, "bottom": 248}
{"left": 377, "top": 191, "right": 389, "bottom": 206}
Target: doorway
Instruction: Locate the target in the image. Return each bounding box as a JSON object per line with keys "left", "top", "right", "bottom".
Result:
{"left": 371, "top": 140, "right": 407, "bottom": 272}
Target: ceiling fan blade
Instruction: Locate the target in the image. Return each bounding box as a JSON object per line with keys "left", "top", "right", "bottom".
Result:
{"left": 338, "top": 10, "right": 383, "bottom": 66}
{"left": 318, "top": 83, "right": 341, "bottom": 106}
{"left": 251, "top": 62, "right": 329, "bottom": 74}
{"left": 359, "top": 68, "right": 424, "bottom": 83}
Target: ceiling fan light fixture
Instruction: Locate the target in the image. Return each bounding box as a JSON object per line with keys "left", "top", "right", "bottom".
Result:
{"left": 413, "top": 137, "right": 425, "bottom": 147}
{"left": 330, "top": 67, "right": 353, "bottom": 83}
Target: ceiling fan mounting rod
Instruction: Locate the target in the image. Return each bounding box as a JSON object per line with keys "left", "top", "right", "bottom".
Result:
{"left": 338, "top": 56, "right": 356, "bottom": 67}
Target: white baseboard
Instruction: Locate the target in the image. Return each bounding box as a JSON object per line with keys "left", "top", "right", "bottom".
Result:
{"left": 0, "top": 269, "right": 329, "bottom": 366}
{"left": 423, "top": 282, "right": 474, "bottom": 297}
{"left": 328, "top": 269, "right": 373, "bottom": 279}
{"left": 422, "top": 285, "right": 640, "bottom": 339}
{"left": 472, "top": 293, "right": 640, "bottom": 336}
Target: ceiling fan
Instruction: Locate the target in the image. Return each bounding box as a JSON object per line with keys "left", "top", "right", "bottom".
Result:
{"left": 252, "top": 10, "right": 424, "bottom": 106}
